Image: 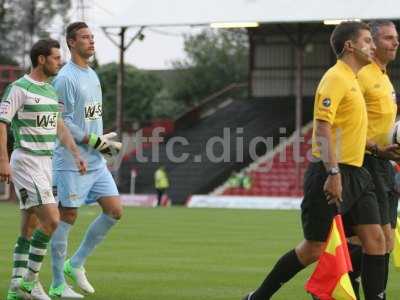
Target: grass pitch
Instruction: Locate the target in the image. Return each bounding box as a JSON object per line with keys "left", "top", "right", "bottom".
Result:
{"left": 0, "top": 203, "right": 399, "bottom": 300}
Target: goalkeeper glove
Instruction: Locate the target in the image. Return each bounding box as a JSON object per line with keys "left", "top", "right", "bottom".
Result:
{"left": 87, "top": 132, "right": 122, "bottom": 157}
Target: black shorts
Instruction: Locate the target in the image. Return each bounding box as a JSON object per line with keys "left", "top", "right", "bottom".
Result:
{"left": 387, "top": 162, "right": 399, "bottom": 228}
{"left": 363, "top": 155, "right": 398, "bottom": 228}
{"left": 301, "top": 162, "right": 381, "bottom": 242}
{"left": 388, "top": 191, "right": 399, "bottom": 228}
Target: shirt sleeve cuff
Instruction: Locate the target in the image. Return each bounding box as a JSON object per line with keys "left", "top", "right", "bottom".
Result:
{"left": 315, "top": 116, "right": 334, "bottom": 125}
{"left": 0, "top": 117, "right": 11, "bottom": 124}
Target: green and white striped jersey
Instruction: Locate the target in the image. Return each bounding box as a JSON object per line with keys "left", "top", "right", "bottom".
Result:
{"left": 0, "top": 75, "right": 60, "bottom": 156}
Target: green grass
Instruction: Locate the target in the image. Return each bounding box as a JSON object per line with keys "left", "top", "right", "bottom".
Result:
{"left": 0, "top": 203, "right": 399, "bottom": 300}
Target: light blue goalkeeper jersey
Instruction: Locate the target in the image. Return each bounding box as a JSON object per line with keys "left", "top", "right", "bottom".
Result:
{"left": 52, "top": 61, "right": 105, "bottom": 171}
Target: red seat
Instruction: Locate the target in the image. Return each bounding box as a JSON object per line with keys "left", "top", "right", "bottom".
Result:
{"left": 221, "top": 127, "right": 313, "bottom": 197}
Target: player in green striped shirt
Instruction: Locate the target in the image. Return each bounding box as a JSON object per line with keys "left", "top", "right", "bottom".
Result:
{"left": 0, "top": 39, "right": 87, "bottom": 300}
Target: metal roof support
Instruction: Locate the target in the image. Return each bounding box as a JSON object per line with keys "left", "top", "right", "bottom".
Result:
{"left": 101, "top": 26, "right": 145, "bottom": 137}
{"left": 277, "top": 23, "right": 322, "bottom": 191}
{"left": 294, "top": 26, "right": 304, "bottom": 192}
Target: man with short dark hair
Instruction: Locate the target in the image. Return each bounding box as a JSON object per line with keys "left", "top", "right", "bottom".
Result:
{"left": 347, "top": 19, "right": 400, "bottom": 299}
{"left": 242, "top": 21, "right": 386, "bottom": 300}
{"left": 0, "top": 39, "right": 86, "bottom": 300}
{"left": 49, "top": 22, "right": 123, "bottom": 298}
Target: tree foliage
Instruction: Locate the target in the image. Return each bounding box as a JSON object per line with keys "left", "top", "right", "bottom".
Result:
{"left": 0, "top": 0, "right": 71, "bottom": 65}
{"left": 170, "top": 28, "right": 249, "bottom": 106}
{"left": 97, "top": 63, "right": 164, "bottom": 129}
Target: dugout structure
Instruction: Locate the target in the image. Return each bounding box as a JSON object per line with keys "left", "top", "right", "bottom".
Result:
{"left": 249, "top": 22, "right": 400, "bottom": 97}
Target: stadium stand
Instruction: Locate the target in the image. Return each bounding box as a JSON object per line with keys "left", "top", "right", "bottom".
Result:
{"left": 0, "top": 65, "right": 21, "bottom": 92}
{"left": 216, "top": 123, "right": 313, "bottom": 197}
{"left": 119, "top": 97, "right": 313, "bottom": 204}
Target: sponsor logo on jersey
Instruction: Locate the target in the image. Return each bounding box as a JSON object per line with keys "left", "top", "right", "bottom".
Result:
{"left": 85, "top": 102, "right": 102, "bottom": 120}
{"left": 36, "top": 113, "right": 57, "bottom": 129}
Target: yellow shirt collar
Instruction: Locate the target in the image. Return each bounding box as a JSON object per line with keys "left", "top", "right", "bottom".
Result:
{"left": 336, "top": 60, "right": 357, "bottom": 79}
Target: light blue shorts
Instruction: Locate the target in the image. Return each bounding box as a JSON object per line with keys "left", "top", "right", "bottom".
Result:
{"left": 54, "top": 166, "right": 119, "bottom": 208}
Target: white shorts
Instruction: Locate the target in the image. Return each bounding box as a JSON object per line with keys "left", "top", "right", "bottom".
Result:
{"left": 10, "top": 148, "right": 56, "bottom": 209}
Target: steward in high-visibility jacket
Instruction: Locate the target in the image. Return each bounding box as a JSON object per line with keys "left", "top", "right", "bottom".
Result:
{"left": 154, "top": 166, "right": 169, "bottom": 206}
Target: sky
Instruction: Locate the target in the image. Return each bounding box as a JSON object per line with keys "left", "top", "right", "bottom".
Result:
{"left": 61, "top": 0, "right": 199, "bottom": 70}
{"left": 55, "top": 0, "right": 399, "bottom": 70}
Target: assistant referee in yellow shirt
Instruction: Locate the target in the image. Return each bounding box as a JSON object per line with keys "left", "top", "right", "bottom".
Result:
{"left": 348, "top": 20, "right": 400, "bottom": 300}
{"left": 243, "top": 21, "right": 386, "bottom": 300}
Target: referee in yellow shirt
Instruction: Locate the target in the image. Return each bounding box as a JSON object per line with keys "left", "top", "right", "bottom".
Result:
{"left": 243, "top": 21, "right": 386, "bottom": 300}
{"left": 348, "top": 20, "right": 400, "bottom": 300}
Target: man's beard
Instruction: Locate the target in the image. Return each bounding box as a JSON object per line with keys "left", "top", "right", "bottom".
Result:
{"left": 43, "top": 65, "right": 57, "bottom": 77}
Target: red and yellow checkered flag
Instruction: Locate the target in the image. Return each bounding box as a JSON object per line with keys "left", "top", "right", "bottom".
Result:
{"left": 305, "top": 215, "right": 356, "bottom": 300}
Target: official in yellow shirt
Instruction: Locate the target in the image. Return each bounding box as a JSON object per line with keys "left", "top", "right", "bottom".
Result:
{"left": 358, "top": 62, "right": 398, "bottom": 227}
{"left": 359, "top": 63, "right": 397, "bottom": 149}
{"left": 353, "top": 20, "right": 400, "bottom": 299}
{"left": 243, "top": 21, "right": 387, "bottom": 300}
{"left": 312, "top": 60, "right": 367, "bottom": 167}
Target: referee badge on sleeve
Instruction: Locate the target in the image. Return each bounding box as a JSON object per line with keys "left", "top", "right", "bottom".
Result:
{"left": 322, "top": 98, "right": 331, "bottom": 108}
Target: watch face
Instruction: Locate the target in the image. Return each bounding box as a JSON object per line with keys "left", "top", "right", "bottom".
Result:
{"left": 329, "top": 167, "right": 339, "bottom": 174}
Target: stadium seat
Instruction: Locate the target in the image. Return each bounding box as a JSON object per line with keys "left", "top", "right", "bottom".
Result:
{"left": 222, "top": 127, "right": 313, "bottom": 197}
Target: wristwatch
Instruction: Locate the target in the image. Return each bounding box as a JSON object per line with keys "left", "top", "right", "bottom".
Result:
{"left": 327, "top": 167, "right": 340, "bottom": 176}
{"left": 370, "top": 144, "right": 379, "bottom": 157}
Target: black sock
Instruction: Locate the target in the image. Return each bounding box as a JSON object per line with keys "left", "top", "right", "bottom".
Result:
{"left": 348, "top": 243, "right": 362, "bottom": 300}
{"left": 252, "top": 249, "right": 305, "bottom": 300}
{"left": 361, "top": 254, "right": 385, "bottom": 300}
{"left": 383, "top": 253, "right": 390, "bottom": 300}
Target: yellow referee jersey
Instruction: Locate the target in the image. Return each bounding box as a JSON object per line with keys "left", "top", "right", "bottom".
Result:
{"left": 358, "top": 62, "right": 397, "bottom": 149}
{"left": 312, "top": 60, "right": 367, "bottom": 167}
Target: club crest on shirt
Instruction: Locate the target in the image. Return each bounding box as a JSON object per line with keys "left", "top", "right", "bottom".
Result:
{"left": 84, "top": 102, "right": 102, "bottom": 120}
{"left": 322, "top": 98, "right": 331, "bottom": 108}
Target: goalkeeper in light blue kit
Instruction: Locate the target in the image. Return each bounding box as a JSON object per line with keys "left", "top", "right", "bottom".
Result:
{"left": 49, "top": 22, "right": 123, "bottom": 298}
